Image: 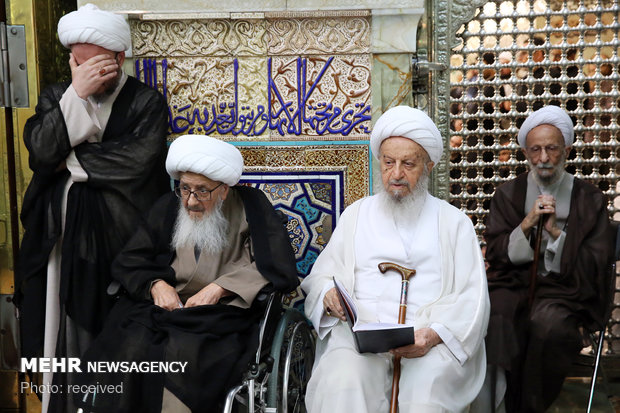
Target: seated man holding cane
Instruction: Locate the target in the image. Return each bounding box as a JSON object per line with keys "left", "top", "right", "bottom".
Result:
{"left": 484, "top": 105, "right": 614, "bottom": 412}
{"left": 68, "top": 135, "right": 299, "bottom": 413}
{"left": 301, "top": 106, "right": 490, "bottom": 413}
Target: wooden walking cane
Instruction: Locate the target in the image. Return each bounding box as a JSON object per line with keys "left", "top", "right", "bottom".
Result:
{"left": 528, "top": 210, "right": 546, "bottom": 308}
{"left": 378, "top": 262, "right": 416, "bottom": 413}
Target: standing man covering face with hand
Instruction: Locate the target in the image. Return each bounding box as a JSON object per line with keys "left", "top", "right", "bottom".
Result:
{"left": 484, "top": 105, "right": 614, "bottom": 412}
{"left": 14, "top": 4, "right": 169, "bottom": 412}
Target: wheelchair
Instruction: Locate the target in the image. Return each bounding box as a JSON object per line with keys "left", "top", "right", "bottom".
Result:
{"left": 223, "top": 291, "right": 316, "bottom": 413}
{"left": 74, "top": 290, "right": 314, "bottom": 413}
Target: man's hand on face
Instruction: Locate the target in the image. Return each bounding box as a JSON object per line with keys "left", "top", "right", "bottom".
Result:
{"left": 389, "top": 327, "right": 442, "bottom": 358}
{"left": 69, "top": 53, "right": 118, "bottom": 99}
{"left": 151, "top": 280, "right": 183, "bottom": 311}
{"left": 185, "top": 283, "right": 231, "bottom": 308}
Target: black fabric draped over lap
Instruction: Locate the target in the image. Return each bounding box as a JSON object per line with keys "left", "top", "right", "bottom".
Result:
{"left": 72, "top": 186, "right": 299, "bottom": 412}
{"left": 74, "top": 298, "right": 264, "bottom": 413}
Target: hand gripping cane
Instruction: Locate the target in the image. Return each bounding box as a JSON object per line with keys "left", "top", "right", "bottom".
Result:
{"left": 378, "top": 262, "right": 416, "bottom": 413}
{"left": 528, "top": 214, "right": 545, "bottom": 309}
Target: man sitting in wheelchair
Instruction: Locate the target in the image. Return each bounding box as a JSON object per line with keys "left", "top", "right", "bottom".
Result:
{"left": 67, "top": 135, "right": 299, "bottom": 413}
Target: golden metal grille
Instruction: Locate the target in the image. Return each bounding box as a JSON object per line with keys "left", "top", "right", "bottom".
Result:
{"left": 449, "top": 0, "right": 620, "bottom": 352}
{"left": 449, "top": 0, "right": 619, "bottom": 233}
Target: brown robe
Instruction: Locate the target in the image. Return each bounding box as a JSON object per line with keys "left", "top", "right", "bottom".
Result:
{"left": 162, "top": 191, "right": 269, "bottom": 412}
{"left": 484, "top": 173, "right": 614, "bottom": 412}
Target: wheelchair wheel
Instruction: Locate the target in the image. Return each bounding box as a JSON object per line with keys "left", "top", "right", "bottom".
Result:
{"left": 267, "top": 309, "right": 315, "bottom": 413}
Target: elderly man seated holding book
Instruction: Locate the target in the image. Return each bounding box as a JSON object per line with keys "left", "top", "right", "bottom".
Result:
{"left": 301, "top": 106, "right": 490, "bottom": 413}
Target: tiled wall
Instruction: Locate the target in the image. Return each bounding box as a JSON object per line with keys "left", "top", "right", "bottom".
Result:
{"left": 126, "top": 8, "right": 420, "bottom": 306}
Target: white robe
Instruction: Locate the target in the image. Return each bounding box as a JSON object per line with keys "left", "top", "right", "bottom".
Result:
{"left": 301, "top": 193, "right": 490, "bottom": 413}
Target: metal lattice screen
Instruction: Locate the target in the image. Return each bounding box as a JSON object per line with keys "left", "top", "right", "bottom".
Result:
{"left": 448, "top": 0, "right": 620, "bottom": 352}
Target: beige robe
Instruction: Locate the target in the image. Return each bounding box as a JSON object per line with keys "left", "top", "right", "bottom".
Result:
{"left": 162, "top": 191, "right": 269, "bottom": 412}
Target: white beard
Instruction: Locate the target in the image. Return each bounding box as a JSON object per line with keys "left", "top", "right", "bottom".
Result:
{"left": 379, "top": 171, "right": 429, "bottom": 224}
{"left": 529, "top": 151, "right": 567, "bottom": 187}
{"left": 171, "top": 199, "right": 229, "bottom": 254}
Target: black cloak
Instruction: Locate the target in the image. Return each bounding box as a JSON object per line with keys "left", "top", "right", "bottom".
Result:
{"left": 484, "top": 173, "right": 614, "bottom": 411}
{"left": 485, "top": 173, "right": 613, "bottom": 330}
{"left": 71, "top": 187, "right": 299, "bottom": 413}
{"left": 15, "top": 76, "right": 170, "bottom": 359}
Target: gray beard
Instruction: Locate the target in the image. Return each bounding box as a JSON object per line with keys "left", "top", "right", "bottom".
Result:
{"left": 93, "top": 70, "right": 121, "bottom": 103}
{"left": 171, "top": 199, "right": 229, "bottom": 254}
{"left": 529, "top": 154, "right": 566, "bottom": 187}
{"left": 379, "top": 171, "right": 429, "bottom": 223}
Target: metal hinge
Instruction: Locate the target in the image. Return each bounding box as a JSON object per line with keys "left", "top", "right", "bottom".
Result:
{"left": 0, "top": 23, "right": 28, "bottom": 108}
{"left": 412, "top": 52, "right": 447, "bottom": 95}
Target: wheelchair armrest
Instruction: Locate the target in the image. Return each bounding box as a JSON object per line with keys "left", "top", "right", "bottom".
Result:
{"left": 254, "top": 291, "right": 284, "bottom": 363}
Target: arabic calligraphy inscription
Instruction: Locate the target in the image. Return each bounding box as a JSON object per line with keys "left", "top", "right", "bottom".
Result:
{"left": 139, "top": 55, "right": 371, "bottom": 139}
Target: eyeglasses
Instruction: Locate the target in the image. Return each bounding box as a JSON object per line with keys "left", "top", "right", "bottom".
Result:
{"left": 526, "top": 145, "right": 562, "bottom": 156}
{"left": 174, "top": 182, "right": 223, "bottom": 202}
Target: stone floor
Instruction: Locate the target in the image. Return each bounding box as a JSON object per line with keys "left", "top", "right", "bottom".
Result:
{"left": 548, "top": 377, "right": 620, "bottom": 412}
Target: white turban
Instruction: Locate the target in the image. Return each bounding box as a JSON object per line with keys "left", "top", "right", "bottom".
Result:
{"left": 370, "top": 106, "right": 443, "bottom": 163}
{"left": 517, "top": 106, "right": 574, "bottom": 148}
{"left": 166, "top": 135, "right": 244, "bottom": 186}
{"left": 57, "top": 4, "right": 131, "bottom": 52}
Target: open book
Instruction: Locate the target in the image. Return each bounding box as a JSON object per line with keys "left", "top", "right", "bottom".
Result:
{"left": 333, "top": 278, "right": 414, "bottom": 353}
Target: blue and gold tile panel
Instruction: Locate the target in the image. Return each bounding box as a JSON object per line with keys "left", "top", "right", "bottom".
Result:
{"left": 240, "top": 171, "right": 344, "bottom": 310}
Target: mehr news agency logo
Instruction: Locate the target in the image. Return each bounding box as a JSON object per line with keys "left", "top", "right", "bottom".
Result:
{"left": 20, "top": 357, "right": 188, "bottom": 394}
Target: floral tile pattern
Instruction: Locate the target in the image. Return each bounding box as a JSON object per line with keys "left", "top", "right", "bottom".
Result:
{"left": 240, "top": 171, "right": 344, "bottom": 309}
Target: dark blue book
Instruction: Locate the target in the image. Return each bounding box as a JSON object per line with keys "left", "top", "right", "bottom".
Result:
{"left": 333, "top": 278, "right": 415, "bottom": 353}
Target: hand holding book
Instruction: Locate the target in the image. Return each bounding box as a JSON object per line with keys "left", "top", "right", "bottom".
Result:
{"left": 332, "top": 277, "right": 415, "bottom": 353}
{"left": 323, "top": 287, "right": 347, "bottom": 321}
{"left": 389, "top": 328, "right": 441, "bottom": 358}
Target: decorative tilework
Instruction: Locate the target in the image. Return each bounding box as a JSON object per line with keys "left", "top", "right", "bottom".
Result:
{"left": 137, "top": 55, "right": 371, "bottom": 140}
{"left": 268, "top": 55, "right": 371, "bottom": 139}
{"left": 240, "top": 171, "right": 347, "bottom": 310}
{"left": 283, "top": 209, "right": 311, "bottom": 264}
{"left": 263, "top": 182, "right": 299, "bottom": 201}
{"left": 130, "top": 19, "right": 268, "bottom": 57}
{"left": 293, "top": 197, "right": 320, "bottom": 223}
{"left": 296, "top": 250, "right": 318, "bottom": 279}
{"left": 305, "top": 182, "right": 332, "bottom": 208}
{"left": 239, "top": 144, "right": 369, "bottom": 207}
{"left": 131, "top": 15, "right": 370, "bottom": 57}
{"left": 265, "top": 16, "right": 370, "bottom": 55}
{"left": 309, "top": 216, "right": 329, "bottom": 249}
{"left": 138, "top": 57, "right": 268, "bottom": 137}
